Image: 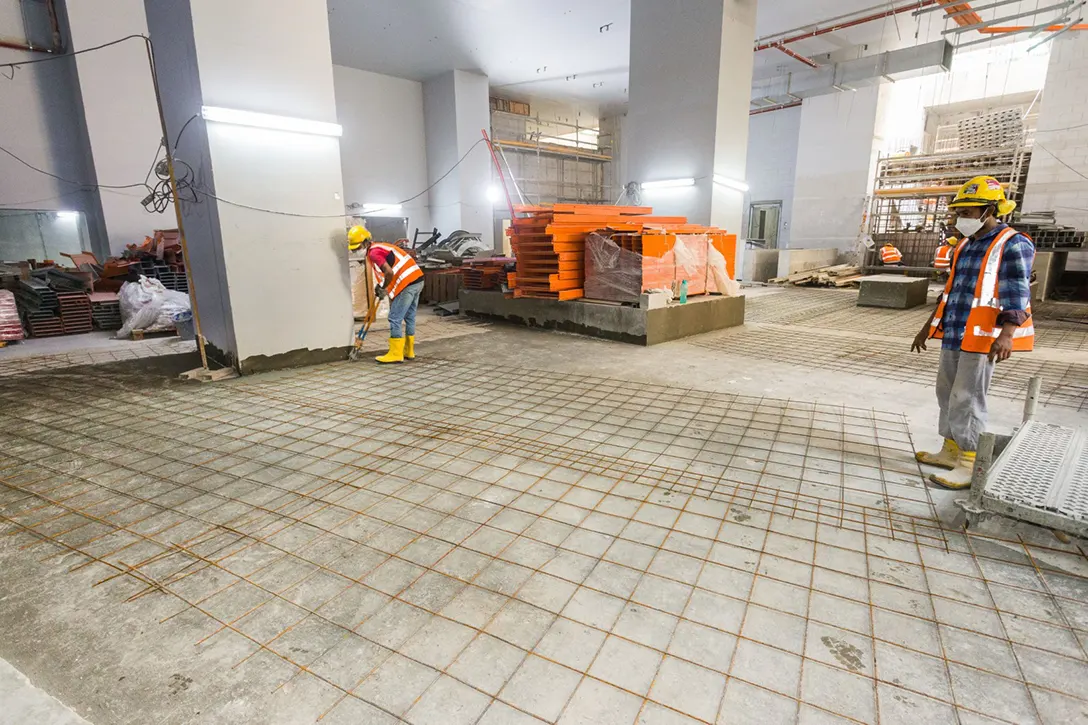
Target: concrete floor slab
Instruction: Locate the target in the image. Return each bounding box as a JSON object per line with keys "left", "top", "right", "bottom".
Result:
{"left": 1, "top": 291, "right": 1086, "bottom": 724}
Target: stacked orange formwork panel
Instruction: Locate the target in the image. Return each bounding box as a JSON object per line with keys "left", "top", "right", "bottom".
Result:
{"left": 510, "top": 205, "right": 686, "bottom": 301}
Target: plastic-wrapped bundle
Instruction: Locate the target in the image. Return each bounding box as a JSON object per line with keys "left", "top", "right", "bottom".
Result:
{"left": 0, "top": 289, "right": 25, "bottom": 341}
{"left": 116, "top": 275, "right": 191, "bottom": 338}
{"left": 584, "top": 233, "right": 644, "bottom": 303}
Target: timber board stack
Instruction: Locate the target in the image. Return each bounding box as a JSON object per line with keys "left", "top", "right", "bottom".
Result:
{"left": 772, "top": 264, "right": 863, "bottom": 288}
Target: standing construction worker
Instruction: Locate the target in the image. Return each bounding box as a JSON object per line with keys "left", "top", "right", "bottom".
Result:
{"left": 911, "top": 176, "right": 1034, "bottom": 489}
{"left": 933, "top": 235, "right": 957, "bottom": 273}
{"left": 348, "top": 225, "right": 424, "bottom": 364}
{"left": 880, "top": 242, "right": 904, "bottom": 266}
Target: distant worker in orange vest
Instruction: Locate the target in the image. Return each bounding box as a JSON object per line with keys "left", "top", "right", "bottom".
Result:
{"left": 933, "top": 235, "right": 957, "bottom": 272}
{"left": 879, "top": 242, "right": 903, "bottom": 266}
{"left": 910, "top": 176, "right": 1034, "bottom": 489}
{"left": 348, "top": 225, "right": 425, "bottom": 364}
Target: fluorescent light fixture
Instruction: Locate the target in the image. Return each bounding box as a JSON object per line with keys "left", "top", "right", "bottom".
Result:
{"left": 55, "top": 211, "right": 79, "bottom": 219}
{"left": 487, "top": 185, "right": 503, "bottom": 203}
{"left": 201, "top": 106, "right": 343, "bottom": 137}
{"left": 361, "top": 203, "right": 403, "bottom": 216}
{"left": 714, "top": 175, "right": 750, "bottom": 193}
{"left": 641, "top": 178, "right": 695, "bottom": 190}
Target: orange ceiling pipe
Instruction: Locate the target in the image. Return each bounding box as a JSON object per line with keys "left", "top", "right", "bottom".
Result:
{"left": 936, "top": 0, "right": 983, "bottom": 26}
{"left": 980, "top": 23, "right": 1088, "bottom": 32}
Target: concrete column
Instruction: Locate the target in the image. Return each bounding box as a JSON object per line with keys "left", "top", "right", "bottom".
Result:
{"left": 423, "top": 70, "right": 494, "bottom": 250}
{"left": 789, "top": 85, "right": 887, "bottom": 252}
{"left": 1024, "top": 32, "right": 1088, "bottom": 229}
{"left": 625, "top": 0, "right": 756, "bottom": 234}
{"left": 66, "top": 1, "right": 164, "bottom": 256}
{"left": 144, "top": 0, "right": 352, "bottom": 373}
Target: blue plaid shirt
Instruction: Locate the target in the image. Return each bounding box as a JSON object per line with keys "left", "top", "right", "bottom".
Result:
{"left": 941, "top": 223, "right": 1034, "bottom": 350}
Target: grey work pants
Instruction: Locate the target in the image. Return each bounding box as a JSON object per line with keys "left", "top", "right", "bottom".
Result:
{"left": 936, "top": 348, "right": 995, "bottom": 452}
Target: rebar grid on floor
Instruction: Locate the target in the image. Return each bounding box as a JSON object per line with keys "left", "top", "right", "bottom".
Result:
{"left": 747, "top": 289, "right": 1088, "bottom": 353}
{"left": 2, "top": 361, "right": 1088, "bottom": 725}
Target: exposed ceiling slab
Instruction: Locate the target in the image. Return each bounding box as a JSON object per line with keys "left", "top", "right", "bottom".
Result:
{"left": 326, "top": 1, "right": 1062, "bottom": 106}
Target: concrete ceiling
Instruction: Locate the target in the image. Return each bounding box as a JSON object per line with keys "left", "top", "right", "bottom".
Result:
{"left": 327, "top": 0, "right": 1059, "bottom": 106}
{"left": 327, "top": 0, "right": 631, "bottom": 107}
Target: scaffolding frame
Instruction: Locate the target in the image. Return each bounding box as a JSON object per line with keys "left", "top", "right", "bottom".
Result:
{"left": 868, "top": 147, "right": 1033, "bottom": 268}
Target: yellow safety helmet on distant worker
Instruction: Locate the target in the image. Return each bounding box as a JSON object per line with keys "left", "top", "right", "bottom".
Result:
{"left": 347, "top": 224, "right": 372, "bottom": 251}
{"left": 949, "top": 176, "right": 1017, "bottom": 217}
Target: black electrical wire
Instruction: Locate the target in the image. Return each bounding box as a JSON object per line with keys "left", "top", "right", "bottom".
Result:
{"left": 200, "top": 137, "right": 488, "bottom": 218}
{"left": 0, "top": 34, "right": 148, "bottom": 75}
{"left": 173, "top": 113, "right": 200, "bottom": 151}
{"left": 0, "top": 142, "right": 148, "bottom": 190}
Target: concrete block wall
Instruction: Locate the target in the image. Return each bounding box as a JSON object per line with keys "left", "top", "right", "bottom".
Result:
{"left": 789, "top": 86, "right": 884, "bottom": 253}
{"left": 1024, "top": 32, "right": 1088, "bottom": 229}
{"left": 745, "top": 105, "right": 801, "bottom": 248}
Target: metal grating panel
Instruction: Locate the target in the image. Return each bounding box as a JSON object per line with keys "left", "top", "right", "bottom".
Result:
{"left": 986, "top": 422, "right": 1088, "bottom": 522}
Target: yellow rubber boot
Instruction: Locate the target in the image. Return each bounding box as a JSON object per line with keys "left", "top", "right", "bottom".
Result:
{"left": 930, "top": 451, "right": 976, "bottom": 490}
{"left": 916, "top": 438, "right": 960, "bottom": 470}
{"left": 375, "top": 338, "right": 405, "bottom": 364}
{"left": 404, "top": 335, "right": 416, "bottom": 360}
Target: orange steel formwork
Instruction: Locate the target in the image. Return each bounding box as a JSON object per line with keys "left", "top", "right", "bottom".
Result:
{"left": 510, "top": 204, "right": 737, "bottom": 302}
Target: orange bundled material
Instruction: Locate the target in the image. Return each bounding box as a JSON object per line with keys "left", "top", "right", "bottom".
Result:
{"left": 509, "top": 204, "right": 688, "bottom": 301}
{"left": 584, "top": 230, "right": 740, "bottom": 303}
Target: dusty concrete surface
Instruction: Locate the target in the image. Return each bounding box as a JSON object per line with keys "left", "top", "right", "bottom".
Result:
{"left": 0, "top": 658, "right": 91, "bottom": 725}
{"left": 1, "top": 288, "right": 1086, "bottom": 725}
{"left": 460, "top": 290, "right": 745, "bottom": 346}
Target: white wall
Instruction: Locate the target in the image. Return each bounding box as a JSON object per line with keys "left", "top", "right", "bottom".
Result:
{"left": 66, "top": 0, "right": 166, "bottom": 256}
{"left": 790, "top": 85, "right": 884, "bottom": 251}
{"left": 0, "top": 42, "right": 101, "bottom": 254}
{"left": 333, "top": 65, "right": 430, "bottom": 235}
{"left": 1024, "top": 32, "right": 1088, "bottom": 229}
{"left": 746, "top": 105, "right": 801, "bottom": 248}
{"left": 877, "top": 39, "right": 1050, "bottom": 156}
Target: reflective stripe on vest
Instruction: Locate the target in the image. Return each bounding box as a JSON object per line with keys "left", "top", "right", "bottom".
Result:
{"left": 371, "top": 243, "right": 424, "bottom": 299}
{"left": 934, "top": 245, "right": 953, "bottom": 269}
{"left": 927, "top": 227, "right": 1034, "bottom": 353}
{"left": 881, "top": 247, "right": 902, "bottom": 263}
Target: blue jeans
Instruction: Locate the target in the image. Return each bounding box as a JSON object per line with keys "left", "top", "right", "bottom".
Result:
{"left": 388, "top": 280, "right": 423, "bottom": 338}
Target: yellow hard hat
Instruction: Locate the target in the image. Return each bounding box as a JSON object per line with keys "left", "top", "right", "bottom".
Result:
{"left": 949, "top": 176, "right": 1016, "bottom": 216}
{"left": 946, "top": 236, "right": 959, "bottom": 246}
{"left": 347, "top": 224, "right": 372, "bottom": 251}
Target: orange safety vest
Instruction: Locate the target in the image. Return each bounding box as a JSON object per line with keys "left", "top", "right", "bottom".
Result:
{"left": 928, "top": 226, "right": 1034, "bottom": 353}
{"left": 370, "top": 242, "right": 424, "bottom": 299}
{"left": 934, "top": 244, "right": 955, "bottom": 270}
{"left": 880, "top": 245, "right": 903, "bottom": 264}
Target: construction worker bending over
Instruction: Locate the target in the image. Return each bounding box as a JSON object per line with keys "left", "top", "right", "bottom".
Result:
{"left": 911, "top": 176, "right": 1034, "bottom": 489}
{"left": 880, "top": 242, "right": 903, "bottom": 266}
{"left": 348, "top": 225, "right": 424, "bottom": 364}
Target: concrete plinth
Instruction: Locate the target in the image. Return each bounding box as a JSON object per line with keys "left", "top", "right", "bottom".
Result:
{"left": 857, "top": 275, "right": 929, "bottom": 309}
{"left": 460, "top": 290, "right": 745, "bottom": 346}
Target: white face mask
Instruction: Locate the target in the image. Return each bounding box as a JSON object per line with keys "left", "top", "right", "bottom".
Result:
{"left": 955, "top": 211, "right": 989, "bottom": 239}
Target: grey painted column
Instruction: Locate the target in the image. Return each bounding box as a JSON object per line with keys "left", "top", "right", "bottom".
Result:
{"left": 144, "top": 0, "right": 352, "bottom": 373}
{"left": 66, "top": 0, "right": 164, "bottom": 256}
{"left": 423, "top": 70, "right": 494, "bottom": 250}
{"left": 626, "top": 0, "right": 756, "bottom": 234}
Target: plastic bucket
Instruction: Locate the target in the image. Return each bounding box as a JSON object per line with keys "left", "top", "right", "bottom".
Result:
{"left": 173, "top": 311, "right": 195, "bottom": 341}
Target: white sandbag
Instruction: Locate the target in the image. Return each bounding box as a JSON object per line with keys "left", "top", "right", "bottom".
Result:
{"left": 116, "top": 275, "right": 192, "bottom": 338}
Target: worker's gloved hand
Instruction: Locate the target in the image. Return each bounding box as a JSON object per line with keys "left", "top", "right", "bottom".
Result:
{"left": 374, "top": 285, "right": 388, "bottom": 300}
